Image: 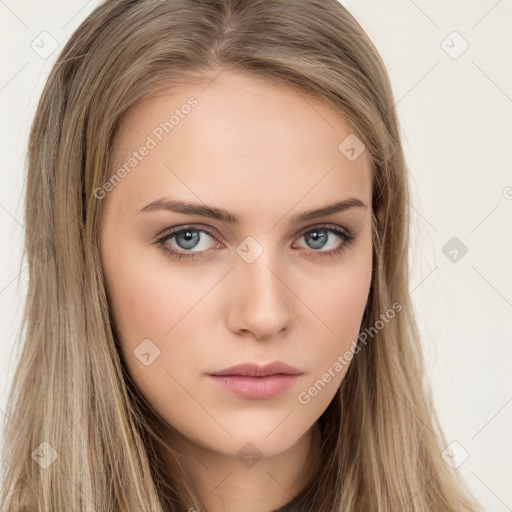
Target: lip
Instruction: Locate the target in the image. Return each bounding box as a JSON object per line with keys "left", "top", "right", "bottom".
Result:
{"left": 208, "top": 361, "right": 303, "bottom": 377}
{"left": 206, "top": 361, "right": 303, "bottom": 399}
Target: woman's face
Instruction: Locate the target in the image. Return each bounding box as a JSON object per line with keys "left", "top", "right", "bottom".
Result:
{"left": 99, "top": 71, "right": 373, "bottom": 461}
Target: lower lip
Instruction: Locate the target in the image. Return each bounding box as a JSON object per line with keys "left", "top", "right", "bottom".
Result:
{"left": 207, "top": 374, "right": 301, "bottom": 399}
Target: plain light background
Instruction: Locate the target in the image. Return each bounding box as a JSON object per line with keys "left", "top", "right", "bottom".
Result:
{"left": 1, "top": 1, "right": 511, "bottom": 510}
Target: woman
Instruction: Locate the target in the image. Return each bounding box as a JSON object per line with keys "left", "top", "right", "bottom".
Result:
{"left": 0, "top": 0, "right": 482, "bottom": 510}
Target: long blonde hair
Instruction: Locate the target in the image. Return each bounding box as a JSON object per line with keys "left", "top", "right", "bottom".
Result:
{"left": 1, "top": 0, "right": 483, "bottom": 510}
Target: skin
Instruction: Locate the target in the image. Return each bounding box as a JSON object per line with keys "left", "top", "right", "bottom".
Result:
{"left": 99, "top": 71, "right": 374, "bottom": 512}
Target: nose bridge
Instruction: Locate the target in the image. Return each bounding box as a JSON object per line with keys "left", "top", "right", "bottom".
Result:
{"left": 236, "top": 231, "right": 285, "bottom": 282}
{"left": 229, "top": 235, "right": 292, "bottom": 337}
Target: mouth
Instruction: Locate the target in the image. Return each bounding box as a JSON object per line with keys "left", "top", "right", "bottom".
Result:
{"left": 206, "top": 361, "right": 303, "bottom": 399}
{"left": 208, "top": 361, "right": 303, "bottom": 377}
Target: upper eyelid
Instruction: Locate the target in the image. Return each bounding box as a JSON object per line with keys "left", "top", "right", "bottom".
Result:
{"left": 157, "top": 225, "right": 218, "bottom": 243}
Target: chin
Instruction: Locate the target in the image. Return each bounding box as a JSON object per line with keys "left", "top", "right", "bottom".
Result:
{"left": 206, "top": 424, "right": 310, "bottom": 460}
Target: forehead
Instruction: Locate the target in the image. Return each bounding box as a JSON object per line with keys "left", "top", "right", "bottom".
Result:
{"left": 107, "top": 72, "right": 372, "bottom": 219}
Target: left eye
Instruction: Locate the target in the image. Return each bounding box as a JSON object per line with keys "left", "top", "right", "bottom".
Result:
{"left": 156, "top": 225, "right": 355, "bottom": 261}
{"left": 293, "top": 227, "right": 349, "bottom": 251}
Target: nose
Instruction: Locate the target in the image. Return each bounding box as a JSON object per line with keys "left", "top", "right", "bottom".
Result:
{"left": 225, "top": 247, "right": 293, "bottom": 340}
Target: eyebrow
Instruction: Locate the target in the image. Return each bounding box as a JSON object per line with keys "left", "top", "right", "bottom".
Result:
{"left": 137, "top": 197, "right": 367, "bottom": 224}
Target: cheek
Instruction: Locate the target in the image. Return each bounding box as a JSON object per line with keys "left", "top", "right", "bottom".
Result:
{"left": 326, "top": 268, "right": 371, "bottom": 340}
{"left": 101, "top": 238, "right": 220, "bottom": 385}
{"left": 292, "top": 253, "right": 372, "bottom": 414}
{"left": 103, "top": 240, "right": 200, "bottom": 336}
{"left": 308, "top": 243, "right": 372, "bottom": 330}
{"left": 300, "top": 242, "right": 372, "bottom": 371}
{"left": 101, "top": 246, "right": 215, "bottom": 411}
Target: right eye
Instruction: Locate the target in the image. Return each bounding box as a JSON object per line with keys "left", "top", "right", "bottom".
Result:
{"left": 155, "top": 226, "right": 222, "bottom": 261}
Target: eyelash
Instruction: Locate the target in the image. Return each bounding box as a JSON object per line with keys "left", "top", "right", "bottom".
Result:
{"left": 154, "top": 224, "right": 356, "bottom": 262}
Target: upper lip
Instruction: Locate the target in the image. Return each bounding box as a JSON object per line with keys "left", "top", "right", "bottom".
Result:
{"left": 208, "top": 361, "right": 303, "bottom": 377}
